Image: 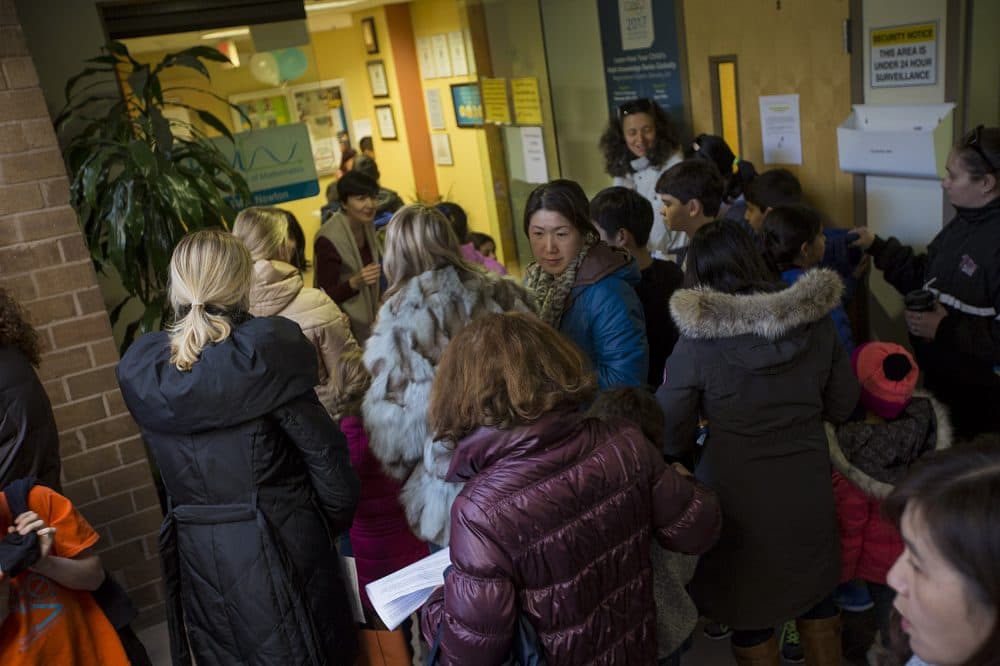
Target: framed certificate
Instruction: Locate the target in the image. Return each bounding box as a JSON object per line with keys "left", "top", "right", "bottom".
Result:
{"left": 374, "top": 104, "right": 397, "bottom": 140}
{"left": 367, "top": 60, "right": 389, "bottom": 98}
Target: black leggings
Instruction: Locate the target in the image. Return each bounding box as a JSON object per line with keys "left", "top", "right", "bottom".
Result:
{"left": 730, "top": 597, "right": 838, "bottom": 648}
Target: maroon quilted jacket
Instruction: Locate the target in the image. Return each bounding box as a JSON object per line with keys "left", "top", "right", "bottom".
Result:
{"left": 420, "top": 410, "right": 721, "bottom": 665}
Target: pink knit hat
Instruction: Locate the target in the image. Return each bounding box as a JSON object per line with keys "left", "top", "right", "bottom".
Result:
{"left": 851, "top": 342, "right": 919, "bottom": 419}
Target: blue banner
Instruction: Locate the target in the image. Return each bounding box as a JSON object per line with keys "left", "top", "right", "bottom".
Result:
{"left": 212, "top": 123, "right": 320, "bottom": 206}
{"left": 597, "top": 0, "right": 686, "bottom": 128}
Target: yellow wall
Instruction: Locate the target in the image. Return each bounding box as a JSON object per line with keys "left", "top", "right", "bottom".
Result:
{"left": 408, "top": 0, "right": 502, "bottom": 259}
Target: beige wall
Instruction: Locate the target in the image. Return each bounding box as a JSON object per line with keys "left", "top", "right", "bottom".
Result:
{"left": 683, "top": 0, "right": 855, "bottom": 227}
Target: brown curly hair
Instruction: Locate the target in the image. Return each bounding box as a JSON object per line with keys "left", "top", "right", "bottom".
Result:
{"left": 0, "top": 289, "right": 41, "bottom": 366}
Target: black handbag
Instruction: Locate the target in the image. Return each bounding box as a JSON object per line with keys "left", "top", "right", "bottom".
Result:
{"left": 426, "top": 610, "right": 545, "bottom": 666}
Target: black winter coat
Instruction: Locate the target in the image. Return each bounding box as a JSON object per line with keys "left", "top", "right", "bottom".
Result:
{"left": 657, "top": 270, "right": 859, "bottom": 629}
{"left": 117, "top": 317, "right": 360, "bottom": 666}
{"left": 0, "top": 346, "right": 61, "bottom": 491}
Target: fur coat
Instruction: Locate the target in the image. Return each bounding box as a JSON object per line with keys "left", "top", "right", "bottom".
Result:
{"left": 657, "top": 268, "right": 860, "bottom": 628}
{"left": 362, "top": 266, "right": 534, "bottom": 545}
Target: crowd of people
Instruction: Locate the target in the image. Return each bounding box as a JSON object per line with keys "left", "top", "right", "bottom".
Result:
{"left": 0, "top": 108, "right": 997, "bottom": 666}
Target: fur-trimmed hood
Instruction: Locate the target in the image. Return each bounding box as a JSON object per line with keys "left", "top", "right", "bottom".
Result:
{"left": 670, "top": 268, "right": 843, "bottom": 341}
{"left": 826, "top": 390, "right": 952, "bottom": 498}
{"left": 362, "top": 265, "right": 534, "bottom": 544}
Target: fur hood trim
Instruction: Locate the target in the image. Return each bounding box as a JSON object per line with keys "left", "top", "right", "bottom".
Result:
{"left": 362, "top": 265, "right": 534, "bottom": 544}
{"left": 670, "top": 268, "right": 843, "bottom": 340}
{"left": 826, "top": 390, "right": 953, "bottom": 498}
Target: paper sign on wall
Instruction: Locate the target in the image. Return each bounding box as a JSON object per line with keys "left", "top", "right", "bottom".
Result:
{"left": 481, "top": 78, "right": 511, "bottom": 125}
{"left": 520, "top": 126, "right": 548, "bottom": 184}
{"left": 511, "top": 77, "right": 542, "bottom": 125}
{"left": 432, "top": 34, "right": 452, "bottom": 78}
{"left": 416, "top": 37, "right": 436, "bottom": 79}
{"left": 870, "top": 21, "right": 937, "bottom": 88}
{"left": 425, "top": 88, "right": 446, "bottom": 130}
{"left": 758, "top": 94, "right": 802, "bottom": 165}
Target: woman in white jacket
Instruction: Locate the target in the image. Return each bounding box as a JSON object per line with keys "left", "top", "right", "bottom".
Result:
{"left": 234, "top": 206, "right": 359, "bottom": 419}
{"left": 599, "top": 98, "right": 684, "bottom": 259}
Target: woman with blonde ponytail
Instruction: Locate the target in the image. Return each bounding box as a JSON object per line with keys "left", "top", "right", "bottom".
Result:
{"left": 117, "top": 229, "right": 360, "bottom": 665}
{"left": 233, "top": 206, "right": 358, "bottom": 419}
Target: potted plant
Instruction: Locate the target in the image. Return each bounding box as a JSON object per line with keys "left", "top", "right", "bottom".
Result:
{"left": 57, "top": 41, "right": 251, "bottom": 351}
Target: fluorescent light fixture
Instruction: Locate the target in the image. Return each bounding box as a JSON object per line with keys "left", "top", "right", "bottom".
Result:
{"left": 305, "top": 1, "right": 364, "bottom": 11}
{"left": 201, "top": 28, "right": 250, "bottom": 40}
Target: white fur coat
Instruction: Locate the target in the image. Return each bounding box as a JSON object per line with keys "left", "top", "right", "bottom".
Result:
{"left": 362, "top": 266, "right": 534, "bottom": 545}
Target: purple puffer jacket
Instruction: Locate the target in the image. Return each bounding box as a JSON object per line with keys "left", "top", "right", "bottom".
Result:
{"left": 341, "top": 415, "right": 429, "bottom": 608}
{"left": 420, "top": 410, "right": 721, "bottom": 665}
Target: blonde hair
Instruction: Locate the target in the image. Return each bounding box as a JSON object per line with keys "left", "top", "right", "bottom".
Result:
{"left": 382, "top": 204, "right": 483, "bottom": 300}
{"left": 232, "top": 206, "right": 289, "bottom": 262}
{"left": 168, "top": 230, "right": 253, "bottom": 371}
{"left": 329, "top": 347, "right": 371, "bottom": 419}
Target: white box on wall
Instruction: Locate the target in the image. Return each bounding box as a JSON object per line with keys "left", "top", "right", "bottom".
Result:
{"left": 837, "top": 103, "right": 954, "bottom": 179}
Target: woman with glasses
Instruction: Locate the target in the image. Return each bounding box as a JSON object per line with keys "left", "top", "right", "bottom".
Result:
{"left": 599, "top": 98, "right": 684, "bottom": 259}
{"left": 314, "top": 171, "right": 382, "bottom": 342}
{"left": 850, "top": 126, "right": 1000, "bottom": 439}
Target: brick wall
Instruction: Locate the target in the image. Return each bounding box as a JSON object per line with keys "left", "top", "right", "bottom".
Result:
{"left": 0, "top": 0, "right": 164, "bottom": 628}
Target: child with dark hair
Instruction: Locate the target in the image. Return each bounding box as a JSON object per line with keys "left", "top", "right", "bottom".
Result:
{"left": 764, "top": 205, "right": 855, "bottom": 355}
{"left": 654, "top": 159, "right": 725, "bottom": 264}
{"left": 435, "top": 202, "right": 507, "bottom": 275}
{"left": 826, "top": 342, "right": 952, "bottom": 661}
{"left": 689, "top": 134, "right": 755, "bottom": 224}
{"left": 588, "top": 387, "right": 698, "bottom": 666}
{"left": 744, "top": 168, "right": 803, "bottom": 234}
{"left": 467, "top": 232, "right": 497, "bottom": 259}
{"left": 590, "top": 186, "right": 683, "bottom": 388}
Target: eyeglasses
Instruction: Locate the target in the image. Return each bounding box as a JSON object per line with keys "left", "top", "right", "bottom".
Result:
{"left": 617, "top": 98, "right": 655, "bottom": 120}
{"left": 965, "top": 125, "right": 997, "bottom": 173}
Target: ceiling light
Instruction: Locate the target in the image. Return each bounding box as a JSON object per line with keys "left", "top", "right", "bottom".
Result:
{"left": 201, "top": 28, "right": 250, "bottom": 40}
{"left": 305, "top": 1, "right": 364, "bottom": 11}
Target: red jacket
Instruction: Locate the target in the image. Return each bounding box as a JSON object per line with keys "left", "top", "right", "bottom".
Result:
{"left": 827, "top": 393, "right": 952, "bottom": 584}
{"left": 420, "top": 410, "right": 721, "bottom": 665}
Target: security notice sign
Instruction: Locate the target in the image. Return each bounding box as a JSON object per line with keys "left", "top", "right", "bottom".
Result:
{"left": 871, "top": 21, "right": 937, "bottom": 88}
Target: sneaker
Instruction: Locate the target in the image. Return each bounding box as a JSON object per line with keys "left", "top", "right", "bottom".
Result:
{"left": 833, "top": 579, "right": 875, "bottom": 612}
{"left": 702, "top": 621, "right": 731, "bottom": 640}
{"left": 780, "top": 620, "right": 804, "bottom": 663}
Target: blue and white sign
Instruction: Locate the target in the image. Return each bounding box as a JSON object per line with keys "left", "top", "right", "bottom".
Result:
{"left": 212, "top": 123, "right": 319, "bottom": 205}
{"left": 597, "top": 0, "right": 686, "bottom": 128}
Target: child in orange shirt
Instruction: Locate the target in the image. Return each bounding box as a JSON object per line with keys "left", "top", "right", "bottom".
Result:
{"left": 0, "top": 483, "right": 129, "bottom": 665}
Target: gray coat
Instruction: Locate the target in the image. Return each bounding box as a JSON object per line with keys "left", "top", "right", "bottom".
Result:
{"left": 656, "top": 269, "right": 859, "bottom": 629}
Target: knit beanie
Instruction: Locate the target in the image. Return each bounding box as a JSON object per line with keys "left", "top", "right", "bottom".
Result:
{"left": 851, "top": 342, "right": 919, "bottom": 419}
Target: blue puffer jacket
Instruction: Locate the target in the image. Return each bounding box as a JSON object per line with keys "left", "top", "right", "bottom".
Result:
{"left": 560, "top": 245, "right": 649, "bottom": 389}
{"left": 782, "top": 267, "right": 855, "bottom": 355}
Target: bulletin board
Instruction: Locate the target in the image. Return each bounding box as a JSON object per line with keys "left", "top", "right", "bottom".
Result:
{"left": 231, "top": 79, "right": 351, "bottom": 175}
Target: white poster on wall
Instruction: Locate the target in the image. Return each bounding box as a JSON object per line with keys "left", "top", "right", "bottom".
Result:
{"left": 425, "top": 89, "right": 446, "bottom": 130}
{"left": 870, "top": 21, "right": 937, "bottom": 88}
{"left": 416, "top": 37, "right": 436, "bottom": 79}
{"left": 432, "top": 34, "right": 452, "bottom": 78}
{"left": 758, "top": 94, "right": 803, "bottom": 165}
{"left": 447, "top": 31, "right": 468, "bottom": 77}
{"left": 520, "top": 126, "right": 548, "bottom": 184}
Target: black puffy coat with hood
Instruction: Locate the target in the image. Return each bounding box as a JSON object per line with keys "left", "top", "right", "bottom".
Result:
{"left": 117, "top": 316, "right": 360, "bottom": 666}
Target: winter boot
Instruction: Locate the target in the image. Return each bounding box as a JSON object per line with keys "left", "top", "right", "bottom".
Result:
{"left": 731, "top": 636, "right": 781, "bottom": 666}
{"left": 797, "top": 614, "right": 842, "bottom": 666}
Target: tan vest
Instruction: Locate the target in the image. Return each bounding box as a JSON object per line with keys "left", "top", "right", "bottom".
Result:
{"left": 314, "top": 211, "right": 381, "bottom": 342}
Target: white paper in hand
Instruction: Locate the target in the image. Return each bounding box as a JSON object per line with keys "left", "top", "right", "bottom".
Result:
{"left": 365, "top": 547, "right": 451, "bottom": 630}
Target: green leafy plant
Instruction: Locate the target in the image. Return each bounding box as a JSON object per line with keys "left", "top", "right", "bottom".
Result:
{"left": 57, "top": 41, "right": 251, "bottom": 351}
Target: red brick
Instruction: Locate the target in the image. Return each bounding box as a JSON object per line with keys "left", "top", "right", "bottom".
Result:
{"left": 61, "top": 235, "right": 91, "bottom": 264}
{"left": 0, "top": 123, "right": 26, "bottom": 153}
{"left": 73, "top": 285, "right": 104, "bottom": 315}
{"left": 96, "top": 538, "right": 145, "bottom": 570}
{"left": 19, "top": 119, "right": 55, "bottom": 150}
{"left": 23, "top": 292, "right": 76, "bottom": 325}
{"left": 132, "top": 484, "right": 160, "bottom": 511}
{"left": 1, "top": 57, "right": 38, "bottom": 89}
{"left": 0, "top": 88, "right": 45, "bottom": 124}
{"left": 0, "top": 183, "right": 41, "bottom": 215}
{"left": 31, "top": 261, "right": 93, "bottom": 299}
{"left": 37, "top": 345, "right": 92, "bottom": 381}
{"left": 94, "top": 460, "right": 153, "bottom": 496}
{"left": 0, "top": 147, "right": 65, "bottom": 185}
{"left": 108, "top": 506, "right": 162, "bottom": 543}
{"left": 0, "top": 27, "right": 28, "bottom": 58}
{"left": 90, "top": 338, "right": 119, "bottom": 366}
{"left": 119, "top": 435, "right": 148, "bottom": 464}
{"left": 50, "top": 311, "right": 112, "bottom": 348}
{"left": 79, "top": 414, "right": 138, "bottom": 448}
{"left": 79, "top": 491, "right": 137, "bottom": 525}
{"left": 0, "top": 271, "right": 35, "bottom": 299}
{"left": 66, "top": 364, "right": 118, "bottom": 401}
{"left": 39, "top": 178, "right": 69, "bottom": 206}
{"left": 104, "top": 389, "right": 128, "bottom": 415}
{"left": 59, "top": 431, "right": 83, "bottom": 457}
{"left": 0, "top": 238, "right": 60, "bottom": 274}
{"left": 61, "top": 442, "right": 120, "bottom": 481}
{"left": 122, "top": 556, "right": 162, "bottom": 588}
{"left": 52, "top": 395, "right": 107, "bottom": 432}
{"left": 42, "top": 377, "right": 66, "bottom": 404}
{"left": 62, "top": 477, "right": 99, "bottom": 506}
{"left": 13, "top": 207, "right": 78, "bottom": 243}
